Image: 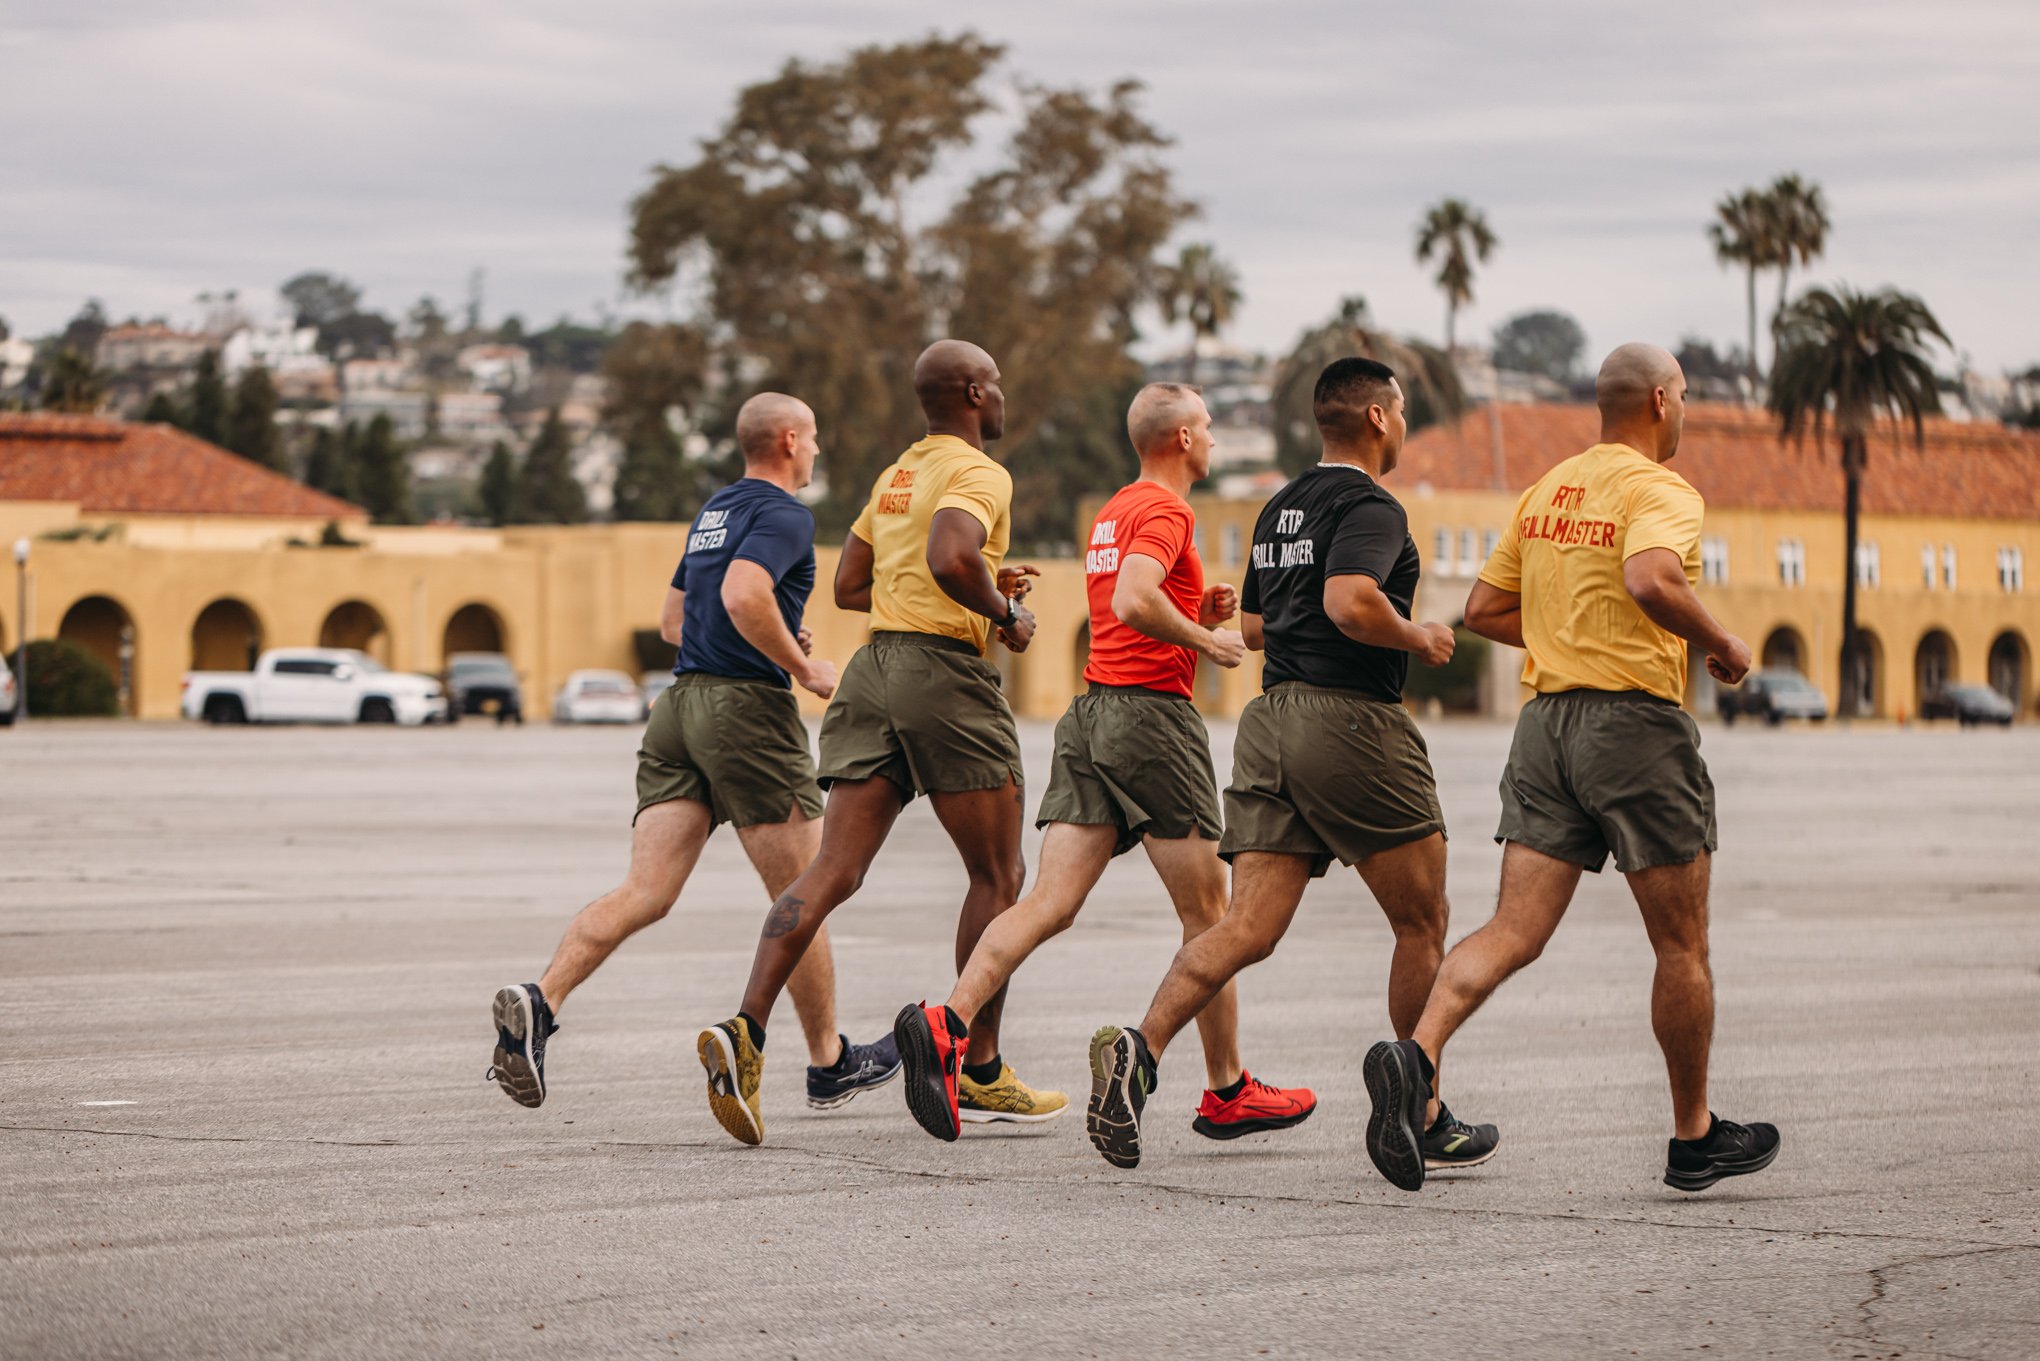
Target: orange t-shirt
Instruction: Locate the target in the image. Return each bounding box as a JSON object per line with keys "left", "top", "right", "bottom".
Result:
{"left": 1082, "top": 481, "right": 1203, "bottom": 697}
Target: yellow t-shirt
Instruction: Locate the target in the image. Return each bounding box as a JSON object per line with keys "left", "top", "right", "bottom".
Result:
{"left": 1478, "top": 442, "right": 1705, "bottom": 704}
{"left": 849, "top": 433, "right": 1012, "bottom": 654}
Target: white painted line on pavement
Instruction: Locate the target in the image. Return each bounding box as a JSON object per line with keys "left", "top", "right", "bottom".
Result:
{"left": 78, "top": 1100, "right": 138, "bottom": 1107}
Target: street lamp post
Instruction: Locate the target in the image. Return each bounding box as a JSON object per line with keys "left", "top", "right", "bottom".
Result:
{"left": 12, "top": 537, "right": 26, "bottom": 724}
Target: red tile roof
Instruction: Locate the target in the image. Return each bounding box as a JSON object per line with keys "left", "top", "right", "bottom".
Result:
{"left": 1399, "top": 402, "right": 2040, "bottom": 520}
{"left": 0, "top": 413, "right": 362, "bottom": 520}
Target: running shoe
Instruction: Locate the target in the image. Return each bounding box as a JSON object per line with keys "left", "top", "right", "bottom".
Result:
{"left": 959, "top": 1063, "right": 1068, "bottom": 1126}
{"left": 697, "top": 1017, "right": 765, "bottom": 1146}
{"left": 487, "top": 982, "right": 556, "bottom": 1109}
{"left": 1663, "top": 1114, "right": 1781, "bottom": 1192}
{"left": 1362, "top": 1038, "right": 1432, "bottom": 1191}
{"left": 894, "top": 1002, "right": 968, "bottom": 1141}
{"left": 1191, "top": 1071, "right": 1317, "bottom": 1140}
{"left": 806, "top": 1031, "right": 903, "bottom": 1110}
{"left": 1421, "top": 1101, "right": 1501, "bottom": 1171}
{"left": 1086, "top": 1025, "right": 1155, "bottom": 1168}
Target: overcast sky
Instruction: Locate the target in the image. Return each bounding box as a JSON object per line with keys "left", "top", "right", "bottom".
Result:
{"left": 4, "top": 1, "right": 2037, "bottom": 372}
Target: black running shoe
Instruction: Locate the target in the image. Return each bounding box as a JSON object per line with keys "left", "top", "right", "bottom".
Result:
{"left": 1664, "top": 1114, "right": 1781, "bottom": 1192}
{"left": 806, "top": 1031, "right": 902, "bottom": 1110}
{"left": 1086, "top": 1025, "right": 1155, "bottom": 1169}
{"left": 1421, "top": 1100, "right": 1500, "bottom": 1171}
{"left": 487, "top": 982, "right": 556, "bottom": 1108}
{"left": 1362, "top": 1038, "right": 1432, "bottom": 1191}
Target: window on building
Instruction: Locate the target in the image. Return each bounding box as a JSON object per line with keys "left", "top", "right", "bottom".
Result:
{"left": 1459, "top": 529, "right": 1479, "bottom": 577}
{"left": 1434, "top": 527, "right": 1453, "bottom": 575}
{"left": 1942, "top": 544, "right": 1957, "bottom": 592}
{"left": 1701, "top": 536, "right": 1730, "bottom": 586}
{"left": 1191, "top": 524, "right": 1204, "bottom": 557}
{"left": 1855, "top": 541, "right": 1881, "bottom": 589}
{"left": 1777, "top": 538, "right": 1806, "bottom": 587}
{"left": 1921, "top": 544, "right": 1937, "bottom": 590}
{"left": 1482, "top": 528, "right": 1499, "bottom": 563}
{"left": 1999, "top": 546, "right": 2025, "bottom": 594}
{"left": 1221, "top": 523, "right": 1241, "bottom": 568}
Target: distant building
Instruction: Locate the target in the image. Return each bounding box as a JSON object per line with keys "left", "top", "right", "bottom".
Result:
{"left": 0, "top": 335, "right": 34, "bottom": 393}
{"left": 338, "top": 389, "right": 431, "bottom": 439}
{"left": 341, "top": 358, "right": 413, "bottom": 392}
{"left": 95, "top": 324, "right": 210, "bottom": 374}
{"left": 456, "top": 344, "right": 533, "bottom": 395}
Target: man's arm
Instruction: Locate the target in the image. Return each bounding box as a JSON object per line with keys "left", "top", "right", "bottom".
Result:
{"left": 927, "top": 507, "right": 1035, "bottom": 651}
{"left": 1624, "top": 548, "right": 1751, "bottom": 683}
{"left": 723, "top": 560, "right": 837, "bottom": 698}
{"left": 1463, "top": 579, "right": 1525, "bottom": 648}
{"left": 1112, "top": 555, "right": 1244, "bottom": 667}
{"left": 834, "top": 533, "right": 875, "bottom": 612}
{"left": 1240, "top": 611, "right": 1265, "bottom": 651}
{"left": 1324, "top": 574, "right": 1454, "bottom": 666}
{"left": 660, "top": 586, "right": 685, "bottom": 647}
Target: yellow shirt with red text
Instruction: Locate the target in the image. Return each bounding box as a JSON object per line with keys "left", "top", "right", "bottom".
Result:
{"left": 849, "top": 434, "right": 1012, "bottom": 654}
{"left": 1478, "top": 443, "right": 1704, "bottom": 703}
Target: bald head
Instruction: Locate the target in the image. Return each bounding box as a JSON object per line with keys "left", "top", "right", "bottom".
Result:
{"left": 913, "top": 338, "right": 1005, "bottom": 443}
{"left": 734, "top": 392, "right": 814, "bottom": 463}
{"left": 1595, "top": 344, "right": 1682, "bottom": 419}
{"left": 1126, "top": 383, "right": 1207, "bottom": 456}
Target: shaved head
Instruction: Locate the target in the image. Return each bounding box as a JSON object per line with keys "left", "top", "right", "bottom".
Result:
{"left": 1595, "top": 343, "right": 1682, "bottom": 419}
{"left": 913, "top": 339, "right": 997, "bottom": 406}
{"left": 734, "top": 391, "right": 814, "bottom": 462}
{"left": 913, "top": 338, "right": 1005, "bottom": 443}
{"left": 1126, "top": 382, "right": 1206, "bottom": 455}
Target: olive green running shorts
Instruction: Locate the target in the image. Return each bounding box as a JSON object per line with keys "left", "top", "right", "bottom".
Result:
{"left": 1219, "top": 682, "right": 1446, "bottom": 878}
{"left": 1496, "top": 688, "right": 1717, "bottom": 873}
{"left": 1035, "top": 682, "right": 1223, "bottom": 857}
{"left": 635, "top": 672, "right": 824, "bottom": 829}
{"left": 815, "top": 631, "right": 1023, "bottom": 800}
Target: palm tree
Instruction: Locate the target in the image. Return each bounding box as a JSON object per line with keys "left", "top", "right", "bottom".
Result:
{"left": 1414, "top": 198, "right": 1497, "bottom": 353}
{"left": 1270, "top": 297, "right": 1465, "bottom": 475}
{"left": 1766, "top": 173, "right": 1830, "bottom": 342}
{"left": 1770, "top": 286, "right": 1948, "bottom": 717}
{"left": 1156, "top": 243, "right": 1241, "bottom": 386}
{"left": 1709, "top": 188, "right": 1780, "bottom": 398}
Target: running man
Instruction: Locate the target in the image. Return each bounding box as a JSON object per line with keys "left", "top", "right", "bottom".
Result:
{"left": 489, "top": 393, "right": 899, "bottom": 1115}
{"left": 1362, "top": 344, "right": 1778, "bottom": 1194}
{"left": 698, "top": 340, "right": 1060, "bottom": 1146}
{"left": 893, "top": 383, "right": 1315, "bottom": 1144}
{"left": 1086, "top": 358, "right": 1498, "bottom": 1171}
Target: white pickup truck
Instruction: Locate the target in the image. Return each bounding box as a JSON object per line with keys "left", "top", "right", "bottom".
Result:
{"left": 182, "top": 647, "right": 448, "bottom": 726}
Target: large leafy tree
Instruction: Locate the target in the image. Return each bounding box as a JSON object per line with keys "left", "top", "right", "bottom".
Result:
{"left": 1271, "top": 297, "right": 1464, "bottom": 476}
{"left": 280, "top": 272, "right": 363, "bottom": 328}
{"left": 627, "top": 34, "right": 1191, "bottom": 540}
{"left": 1414, "top": 198, "right": 1497, "bottom": 353}
{"left": 515, "top": 408, "right": 587, "bottom": 524}
{"left": 1765, "top": 173, "right": 1830, "bottom": 340}
{"left": 1770, "top": 285, "right": 1948, "bottom": 717}
{"left": 603, "top": 321, "right": 712, "bottom": 522}
{"left": 477, "top": 441, "right": 517, "bottom": 525}
{"left": 224, "top": 364, "right": 282, "bottom": 469}
{"left": 1156, "top": 242, "right": 1242, "bottom": 385}
{"left": 37, "top": 348, "right": 106, "bottom": 413}
{"left": 1709, "top": 188, "right": 1781, "bottom": 396}
{"left": 184, "top": 349, "right": 229, "bottom": 445}
{"left": 353, "top": 413, "right": 412, "bottom": 523}
{"left": 302, "top": 425, "right": 354, "bottom": 501}
{"left": 1491, "top": 309, "right": 1586, "bottom": 383}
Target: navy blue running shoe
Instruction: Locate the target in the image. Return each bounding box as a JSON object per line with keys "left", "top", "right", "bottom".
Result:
{"left": 488, "top": 982, "right": 557, "bottom": 1108}
{"left": 806, "top": 1031, "right": 902, "bottom": 1109}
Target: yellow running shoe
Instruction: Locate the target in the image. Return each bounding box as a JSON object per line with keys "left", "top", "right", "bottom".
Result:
{"left": 958, "top": 1063, "right": 1068, "bottom": 1125}
{"left": 698, "top": 1018, "right": 764, "bottom": 1145}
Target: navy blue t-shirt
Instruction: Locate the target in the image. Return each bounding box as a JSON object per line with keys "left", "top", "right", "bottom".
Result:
{"left": 671, "top": 479, "right": 817, "bottom": 686}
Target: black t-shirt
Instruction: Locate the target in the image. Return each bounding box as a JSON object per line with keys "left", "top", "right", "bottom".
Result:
{"left": 1241, "top": 464, "right": 1421, "bottom": 701}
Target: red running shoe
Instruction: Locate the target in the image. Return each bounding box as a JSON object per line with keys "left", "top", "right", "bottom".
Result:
{"left": 893, "top": 1001, "right": 966, "bottom": 1142}
{"left": 1191, "top": 1071, "right": 1317, "bottom": 1140}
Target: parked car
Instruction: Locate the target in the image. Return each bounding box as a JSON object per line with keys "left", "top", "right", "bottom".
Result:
{"left": 1718, "top": 668, "right": 1829, "bottom": 726}
{"left": 639, "top": 670, "right": 676, "bottom": 719}
{"left": 444, "top": 651, "right": 525, "bottom": 724}
{"left": 182, "top": 648, "right": 448, "bottom": 725}
{"left": 1919, "top": 682, "right": 2015, "bottom": 727}
{"left": 0, "top": 661, "right": 15, "bottom": 726}
{"left": 553, "top": 669, "right": 644, "bottom": 724}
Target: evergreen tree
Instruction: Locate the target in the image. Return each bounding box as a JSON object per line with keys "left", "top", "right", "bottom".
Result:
{"left": 303, "top": 425, "right": 354, "bottom": 500}
{"left": 479, "top": 440, "right": 518, "bottom": 525}
{"left": 186, "top": 349, "right": 229, "bottom": 445}
{"left": 141, "top": 390, "right": 179, "bottom": 424}
{"left": 353, "top": 413, "right": 412, "bottom": 523}
{"left": 609, "top": 418, "right": 690, "bottom": 521}
{"left": 514, "top": 409, "right": 587, "bottom": 524}
{"left": 224, "top": 364, "right": 282, "bottom": 469}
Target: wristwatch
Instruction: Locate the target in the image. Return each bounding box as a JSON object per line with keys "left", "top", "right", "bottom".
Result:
{"left": 998, "top": 598, "right": 1018, "bottom": 629}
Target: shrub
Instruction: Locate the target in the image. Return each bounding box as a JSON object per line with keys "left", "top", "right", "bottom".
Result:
{"left": 1403, "top": 626, "right": 1489, "bottom": 713}
{"left": 24, "top": 638, "right": 119, "bottom": 716}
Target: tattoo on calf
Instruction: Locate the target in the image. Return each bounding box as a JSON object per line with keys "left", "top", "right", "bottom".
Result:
{"left": 761, "top": 892, "right": 805, "bottom": 938}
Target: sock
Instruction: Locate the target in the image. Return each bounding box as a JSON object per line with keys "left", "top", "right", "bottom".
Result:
{"left": 942, "top": 1005, "right": 969, "bottom": 1039}
{"left": 1210, "top": 1075, "right": 1247, "bottom": 1102}
{"left": 961, "top": 1054, "right": 1003, "bottom": 1085}
{"left": 738, "top": 1011, "right": 766, "bottom": 1049}
{"left": 821, "top": 1033, "right": 854, "bottom": 1072}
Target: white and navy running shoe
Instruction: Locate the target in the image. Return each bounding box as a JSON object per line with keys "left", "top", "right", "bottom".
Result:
{"left": 487, "top": 982, "right": 557, "bottom": 1108}
{"left": 806, "top": 1032, "right": 902, "bottom": 1109}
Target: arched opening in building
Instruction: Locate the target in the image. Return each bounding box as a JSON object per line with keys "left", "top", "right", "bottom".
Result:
{"left": 1072, "top": 621, "right": 1091, "bottom": 696}
{"left": 58, "top": 595, "right": 138, "bottom": 714}
{"left": 1760, "top": 625, "right": 1807, "bottom": 674}
{"left": 190, "top": 598, "right": 264, "bottom": 672}
{"left": 1913, "top": 629, "right": 1957, "bottom": 708}
{"left": 1987, "top": 631, "right": 2029, "bottom": 716}
{"left": 318, "top": 600, "right": 390, "bottom": 663}
{"left": 442, "top": 602, "right": 508, "bottom": 662}
{"left": 1841, "top": 628, "right": 1885, "bottom": 717}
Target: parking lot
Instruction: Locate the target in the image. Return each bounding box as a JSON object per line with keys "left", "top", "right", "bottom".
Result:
{"left": 3, "top": 715, "right": 2038, "bottom": 1359}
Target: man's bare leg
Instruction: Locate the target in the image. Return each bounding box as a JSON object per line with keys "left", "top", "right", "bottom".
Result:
{"left": 736, "top": 805, "right": 843, "bottom": 1068}
{"left": 926, "top": 777, "right": 1028, "bottom": 1067}
{"left": 949, "top": 822, "right": 1116, "bottom": 1025}
{"left": 1627, "top": 852, "right": 1714, "bottom": 1140}
{"left": 1354, "top": 833, "right": 1451, "bottom": 1121}
{"left": 1137, "top": 851, "right": 1311, "bottom": 1059}
{"left": 538, "top": 798, "right": 714, "bottom": 1010}
{"left": 1141, "top": 835, "right": 1243, "bottom": 1091}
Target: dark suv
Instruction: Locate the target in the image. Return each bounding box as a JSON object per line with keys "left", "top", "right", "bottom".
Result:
{"left": 444, "top": 652, "right": 524, "bottom": 724}
{"left": 1717, "top": 668, "right": 1829, "bottom": 726}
